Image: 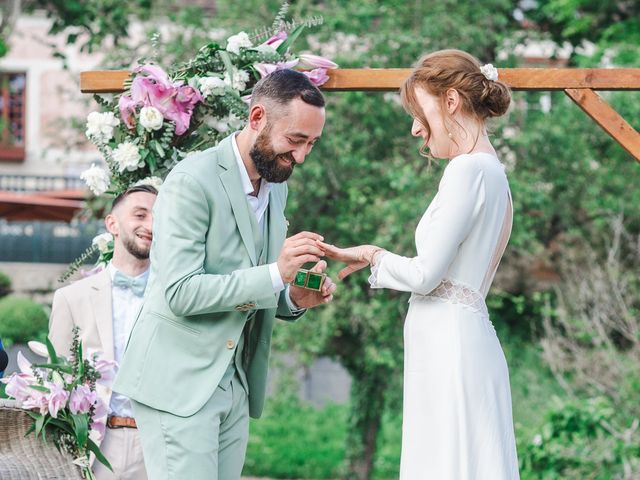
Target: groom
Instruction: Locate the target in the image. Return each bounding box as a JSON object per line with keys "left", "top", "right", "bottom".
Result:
{"left": 113, "top": 69, "right": 335, "bottom": 480}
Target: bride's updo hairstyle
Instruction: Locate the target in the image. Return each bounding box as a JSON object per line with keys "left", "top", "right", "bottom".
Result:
{"left": 400, "top": 49, "right": 511, "bottom": 154}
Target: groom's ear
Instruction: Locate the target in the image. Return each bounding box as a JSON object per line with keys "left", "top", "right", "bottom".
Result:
{"left": 248, "top": 104, "right": 267, "bottom": 131}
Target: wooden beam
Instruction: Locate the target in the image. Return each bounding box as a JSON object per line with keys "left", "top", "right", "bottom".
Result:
{"left": 564, "top": 88, "right": 640, "bottom": 163}
{"left": 81, "top": 68, "right": 640, "bottom": 94}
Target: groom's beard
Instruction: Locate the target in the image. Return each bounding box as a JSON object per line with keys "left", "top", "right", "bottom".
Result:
{"left": 250, "top": 127, "right": 296, "bottom": 183}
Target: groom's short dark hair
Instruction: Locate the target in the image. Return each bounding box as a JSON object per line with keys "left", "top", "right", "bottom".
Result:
{"left": 250, "top": 69, "right": 325, "bottom": 110}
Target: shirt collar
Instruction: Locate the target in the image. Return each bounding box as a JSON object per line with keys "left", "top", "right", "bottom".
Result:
{"left": 107, "top": 262, "right": 150, "bottom": 282}
{"left": 231, "top": 132, "right": 271, "bottom": 197}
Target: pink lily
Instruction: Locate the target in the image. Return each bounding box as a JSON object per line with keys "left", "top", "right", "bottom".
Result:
{"left": 1, "top": 372, "right": 34, "bottom": 402}
{"left": 69, "top": 384, "right": 97, "bottom": 414}
{"left": 22, "top": 388, "right": 49, "bottom": 415}
{"left": 45, "top": 382, "right": 69, "bottom": 419}
{"left": 118, "top": 95, "right": 138, "bottom": 130}
{"left": 261, "top": 31, "right": 287, "bottom": 49}
{"left": 303, "top": 68, "right": 330, "bottom": 87}
{"left": 297, "top": 54, "right": 338, "bottom": 70}
{"left": 253, "top": 59, "right": 299, "bottom": 79}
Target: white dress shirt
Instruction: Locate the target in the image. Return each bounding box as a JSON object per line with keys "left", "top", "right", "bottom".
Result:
{"left": 231, "top": 133, "right": 302, "bottom": 311}
{"left": 107, "top": 263, "right": 149, "bottom": 417}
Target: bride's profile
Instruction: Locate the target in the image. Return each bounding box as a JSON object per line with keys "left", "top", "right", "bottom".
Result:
{"left": 320, "top": 49, "right": 520, "bottom": 479}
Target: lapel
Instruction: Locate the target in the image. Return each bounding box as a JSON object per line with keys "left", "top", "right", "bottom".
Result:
{"left": 217, "top": 136, "right": 258, "bottom": 266}
{"left": 89, "top": 270, "right": 114, "bottom": 361}
{"left": 266, "top": 187, "right": 287, "bottom": 263}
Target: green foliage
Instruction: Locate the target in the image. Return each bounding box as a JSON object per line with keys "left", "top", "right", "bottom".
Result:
{"left": 244, "top": 380, "right": 348, "bottom": 479}
{"left": 0, "top": 297, "right": 48, "bottom": 347}
{"left": 519, "top": 397, "right": 640, "bottom": 479}
{"left": 0, "top": 271, "right": 12, "bottom": 299}
{"left": 27, "top": 0, "right": 152, "bottom": 53}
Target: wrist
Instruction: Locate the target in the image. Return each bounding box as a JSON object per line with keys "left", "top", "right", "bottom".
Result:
{"left": 366, "top": 247, "right": 384, "bottom": 265}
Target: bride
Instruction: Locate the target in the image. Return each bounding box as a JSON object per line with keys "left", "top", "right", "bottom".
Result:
{"left": 320, "top": 49, "right": 520, "bottom": 479}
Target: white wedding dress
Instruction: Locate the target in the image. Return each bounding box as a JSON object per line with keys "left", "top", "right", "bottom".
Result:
{"left": 371, "top": 152, "right": 520, "bottom": 479}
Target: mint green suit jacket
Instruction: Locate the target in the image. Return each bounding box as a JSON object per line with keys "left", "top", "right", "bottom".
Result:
{"left": 113, "top": 134, "right": 301, "bottom": 419}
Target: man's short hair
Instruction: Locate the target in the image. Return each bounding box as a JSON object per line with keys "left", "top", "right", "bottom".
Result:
{"left": 111, "top": 184, "right": 158, "bottom": 212}
{"left": 250, "top": 69, "right": 325, "bottom": 110}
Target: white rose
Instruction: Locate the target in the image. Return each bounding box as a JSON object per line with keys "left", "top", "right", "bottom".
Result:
{"left": 92, "top": 232, "right": 113, "bottom": 254}
{"left": 133, "top": 176, "right": 163, "bottom": 189}
{"left": 199, "top": 77, "right": 227, "bottom": 99}
{"left": 112, "top": 142, "right": 143, "bottom": 173}
{"left": 86, "top": 111, "right": 120, "bottom": 144}
{"left": 226, "top": 31, "right": 252, "bottom": 55}
{"left": 480, "top": 63, "right": 499, "bottom": 81}
{"left": 223, "top": 69, "right": 250, "bottom": 91}
{"left": 80, "top": 163, "right": 110, "bottom": 196}
{"left": 139, "top": 106, "right": 164, "bottom": 131}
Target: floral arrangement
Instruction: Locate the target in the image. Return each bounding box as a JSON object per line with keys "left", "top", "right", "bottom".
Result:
{"left": 66, "top": 4, "right": 336, "bottom": 280}
{"left": 1, "top": 331, "right": 116, "bottom": 478}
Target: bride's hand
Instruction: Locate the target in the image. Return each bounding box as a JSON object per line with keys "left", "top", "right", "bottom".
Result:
{"left": 318, "top": 242, "right": 384, "bottom": 280}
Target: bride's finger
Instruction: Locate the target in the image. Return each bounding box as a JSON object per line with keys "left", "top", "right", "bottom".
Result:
{"left": 317, "top": 241, "right": 342, "bottom": 257}
{"left": 338, "top": 264, "right": 362, "bottom": 280}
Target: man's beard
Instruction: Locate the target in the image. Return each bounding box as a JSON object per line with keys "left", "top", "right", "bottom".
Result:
{"left": 249, "top": 127, "right": 295, "bottom": 183}
{"left": 121, "top": 229, "right": 151, "bottom": 260}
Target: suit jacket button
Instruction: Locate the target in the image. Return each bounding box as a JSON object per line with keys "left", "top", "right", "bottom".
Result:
{"left": 226, "top": 340, "right": 235, "bottom": 349}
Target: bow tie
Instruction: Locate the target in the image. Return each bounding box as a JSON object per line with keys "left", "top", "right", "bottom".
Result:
{"left": 113, "top": 271, "right": 147, "bottom": 297}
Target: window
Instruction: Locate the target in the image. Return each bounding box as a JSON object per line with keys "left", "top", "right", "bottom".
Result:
{"left": 0, "top": 72, "right": 26, "bottom": 162}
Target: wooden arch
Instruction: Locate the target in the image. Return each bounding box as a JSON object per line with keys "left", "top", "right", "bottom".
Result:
{"left": 81, "top": 67, "right": 640, "bottom": 162}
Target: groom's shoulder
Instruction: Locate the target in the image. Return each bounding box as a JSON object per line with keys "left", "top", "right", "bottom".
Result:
{"left": 170, "top": 145, "right": 224, "bottom": 177}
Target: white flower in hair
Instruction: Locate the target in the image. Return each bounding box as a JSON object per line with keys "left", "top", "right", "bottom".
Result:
{"left": 480, "top": 63, "right": 499, "bottom": 81}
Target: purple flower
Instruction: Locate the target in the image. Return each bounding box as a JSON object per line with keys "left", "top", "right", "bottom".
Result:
{"left": 303, "top": 68, "right": 330, "bottom": 86}
{"left": 297, "top": 54, "right": 338, "bottom": 70}
{"left": 45, "top": 382, "right": 69, "bottom": 419}
{"left": 1, "top": 373, "right": 34, "bottom": 402}
{"left": 69, "top": 385, "right": 97, "bottom": 414}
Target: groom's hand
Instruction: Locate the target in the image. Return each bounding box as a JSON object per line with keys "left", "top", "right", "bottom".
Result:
{"left": 289, "top": 260, "right": 337, "bottom": 309}
{"left": 277, "top": 231, "right": 324, "bottom": 284}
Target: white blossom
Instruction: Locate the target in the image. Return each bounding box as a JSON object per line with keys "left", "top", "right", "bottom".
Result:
{"left": 139, "top": 106, "right": 164, "bottom": 131}
{"left": 112, "top": 142, "right": 143, "bottom": 173}
{"left": 85, "top": 111, "right": 120, "bottom": 144}
{"left": 532, "top": 434, "right": 542, "bottom": 446}
{"left": 133, "top": 176, "right": 163, "bottom": 189}
{"left": 225, "top": 31, "right": 252, "bottom": 55}
{"left": 92, "top": 232, "right": 113, "bottom": 254}
{"left": 480, "top": 63, "right": 499, "bottom": 81}
{"left": 223, "top": 69, "right": 250, "bottom": 91}
{"left": 80, "top": 163, "right": 110, "bottom": 196}
{"left": 207, "top": 113, "right": 245, "bottom": 133}
{"left": 199, "top": 77, "right": 227, "bottom": 99}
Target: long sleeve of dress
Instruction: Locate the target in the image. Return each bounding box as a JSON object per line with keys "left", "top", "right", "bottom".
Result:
{"left": 371, "top": 156, "right": 485, "bottom": 295}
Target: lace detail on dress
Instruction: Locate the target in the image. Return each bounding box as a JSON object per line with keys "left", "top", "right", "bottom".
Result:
{"left": 413, "top": 279, "right": 490, "bottom": 318}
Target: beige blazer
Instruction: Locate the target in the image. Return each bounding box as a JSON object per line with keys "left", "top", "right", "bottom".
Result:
{"left": 49, "top": 269, "right": 114, "bottom": 412}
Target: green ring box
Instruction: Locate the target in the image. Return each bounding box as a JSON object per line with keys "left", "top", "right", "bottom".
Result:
{"left": 293, "top": 269, "right": 326, "bottom": 291}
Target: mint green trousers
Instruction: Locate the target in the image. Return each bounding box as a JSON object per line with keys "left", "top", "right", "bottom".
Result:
{"left": 132, "top": 373, "right": 250, "bottom": 480}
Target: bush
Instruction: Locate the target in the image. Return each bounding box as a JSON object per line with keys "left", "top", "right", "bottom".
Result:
{"left": 519, "top": 397, "right": 640, "bottom": 479}
{"left": 0, "top": 297, "right": 48, "bottom": 347}
{"left": 0, "top": 271, "right": 11, "bottom": 299}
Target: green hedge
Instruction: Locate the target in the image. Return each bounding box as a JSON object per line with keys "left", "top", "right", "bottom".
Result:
{"left": 0, "top": 296, "right": 48, "bottom": 347}
{"left": 0, "top": 271, "right": 11, "bottom": 299}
